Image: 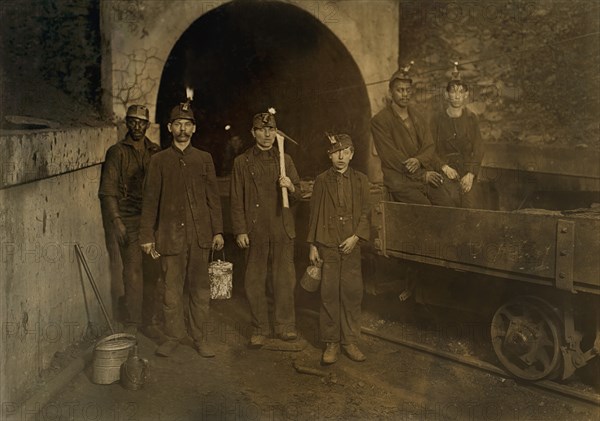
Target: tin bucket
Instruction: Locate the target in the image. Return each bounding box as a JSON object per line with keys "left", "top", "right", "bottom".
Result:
{"left": 92, "top": 333, "right": 137, "bottom": 384}
{"left": 208, "top": 250, "right": 233, "bottom": 299}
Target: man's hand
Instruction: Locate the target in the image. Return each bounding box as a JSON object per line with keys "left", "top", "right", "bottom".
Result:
{"left": 424, "top": 171, "right": 444, "bottom": 188}
{"left": 460, "top": 172, "right": 475, "bottom": 193}
{"left": 339, "top": 234, "right": 359, "bottom": 254}
{"left": 309, "top": 244, "right": 322, "bottom": 266}
{"left": 442, "top": 165, "right": 459, "bottom": 180}
{"left": 212, "top": 234, "right": 224, "bottom": 251}
{"left": 278, "top": 176, "right": 295, "bottom": 193}
{"left": 236, "top": 233, "right": 250, "bottom": 249}
{"left": 403, "top": 157, "right": 421, "bottom": 174}
{"left": 113, "top": 218, "right": 128, "bottom": 245}
{"left": 141, "top": 242, "right": 160, "bottom": 259}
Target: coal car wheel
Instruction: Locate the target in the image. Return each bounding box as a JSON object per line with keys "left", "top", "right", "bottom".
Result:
{"left": 491, "top": 296, "right": 562, "bottom": 381}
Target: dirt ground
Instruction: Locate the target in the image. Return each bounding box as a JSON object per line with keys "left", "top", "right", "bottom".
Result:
{"left": 13, "top": 291, "right": 597, "bottom": 421}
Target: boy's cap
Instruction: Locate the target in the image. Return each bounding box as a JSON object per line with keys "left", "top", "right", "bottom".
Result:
{"left": 253, "top": 113, "right": 276, "bottom": 129}
{"left": 327, "top": 133, "right": 353, "bottom": 154}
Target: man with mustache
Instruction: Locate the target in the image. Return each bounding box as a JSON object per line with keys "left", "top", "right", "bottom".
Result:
{"left": 140, "top": 102, "right": 224, "bottom": 357}
{"left": 98, "top": 104, "right": 162, "bottom": 337}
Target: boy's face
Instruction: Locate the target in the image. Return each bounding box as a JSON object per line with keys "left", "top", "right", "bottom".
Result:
{"left": 446, "top": 85, "right": 468, "bottom": 108}
{"left": 252, "top": 126, "right": 276, "bottom": 149}
{"left": 329, "top": 147, "right": 354, "bottom": 171}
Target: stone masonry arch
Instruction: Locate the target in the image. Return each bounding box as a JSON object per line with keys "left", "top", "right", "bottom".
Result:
{"left": 101, "top": 0, "right": 398, "bottom": 178}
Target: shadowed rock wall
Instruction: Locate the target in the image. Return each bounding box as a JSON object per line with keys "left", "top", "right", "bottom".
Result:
{"left": 398, "top": 0, "right": 599, "bottom": 150}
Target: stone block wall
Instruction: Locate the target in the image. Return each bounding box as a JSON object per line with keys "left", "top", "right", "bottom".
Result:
{"left": 0, "top": 126, "right": 116, "bottom": 405}
{"left": 397, "top": 0, "right": 599, "bottom": 150}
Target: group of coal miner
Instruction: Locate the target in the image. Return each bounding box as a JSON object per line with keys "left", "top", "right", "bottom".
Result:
{"left": 98, "top": 64, "right": 482, "bottom": 364}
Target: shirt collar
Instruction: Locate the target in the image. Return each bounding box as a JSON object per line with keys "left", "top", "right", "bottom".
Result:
{"left": 122, "top": 134, "right": 159, "bottom": 151}
{"left": 171, "top": 142, "right": 193, "bottom": 155}
{"left": 328, "top": 167, "right": 350, "bottom": 178}
{"left": 391, "top": 102, "right": 413, "bottom": 120}
{"left": 122, "top": 133, "right": 142, "bottom": 146}
{"left": 253, "top": 145, "right": 276, "bottom": 157}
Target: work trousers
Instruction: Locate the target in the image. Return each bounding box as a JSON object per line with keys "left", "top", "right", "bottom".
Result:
{"left": 119, "top": 218, "right": 161, "bottom": 326}
{"left": 244, "top": 236, "right": 296, "bottom": 336}
{"left": 389, "top": 180, "right": 454, "bottom": 206}
{"left": 161, "top": 241, "right": 211, "bottom": 343}
{"left": 442, "top": 177, "right": 481, "bottom": 209}
{"left": 319, "top": 245, "right": 363, "bottom": 345}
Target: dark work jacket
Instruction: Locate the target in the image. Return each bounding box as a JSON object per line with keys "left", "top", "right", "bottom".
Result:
{"left": 139, "top": 144, "right": 223, "bottom": 254}
{"left": 370, "top": 105, "right": 436, "bottom": 192}
{"left": 432, "top": 107, "right": 484, "bottom": 177}
{"left": 230, "top": 145, "right": 301, "bottom": 239}
{"left": 98, "top": 135, "right": 160, "bottom": 218}
{"left": 307, "top": 167, "right": 371, "bottom": 247}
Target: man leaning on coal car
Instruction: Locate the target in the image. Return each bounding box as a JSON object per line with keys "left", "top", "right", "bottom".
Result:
{"left": 307, "top": 134, "right": 371, "bottom": 364}
{"left": 370, "top": 64, "right": 453, "bottom": 206}
{"left": 98, "top": 104, "right": 162, "bottom": 338}
{"left": 139, "top": 101, "right": 224, "bottom": 358}
{"left": 230, "top": 110, "right": 301, "bottom": 348}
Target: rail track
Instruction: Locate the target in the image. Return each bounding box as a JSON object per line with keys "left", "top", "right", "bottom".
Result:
{"left": 298, "top": 308, "right": 600, "bottom": 407}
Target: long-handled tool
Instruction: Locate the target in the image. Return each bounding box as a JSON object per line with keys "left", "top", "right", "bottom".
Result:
{"left": 74, "top": 243, "right": 115, "bottom": 334}
{"left": 276, "top": 133, "right": 290, "bottom": 208}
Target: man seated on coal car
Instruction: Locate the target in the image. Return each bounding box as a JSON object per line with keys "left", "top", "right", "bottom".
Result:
{"left": 370, "top": 64, "right": 453, "bottom": 206}
{"left": 431, "top": 63, "right": 484, "bottom": 208}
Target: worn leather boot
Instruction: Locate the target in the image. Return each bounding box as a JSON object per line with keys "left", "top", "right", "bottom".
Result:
{"left": 343, "top": 343, "right": 366, "bottom": 362}
{"left": 279, "top": 330, "right": 298, "bottom": 341}
{"left": 248, "top": 334, "right": 267, "bottom": 349}
{"left": 322, "top": 342, "right": 340, "bottom": 364}
{"left": 155, "top": 340, "right": 178, "bottom": 357}
{"left": 195, "top": 341, "right": 216, "bottom": 358}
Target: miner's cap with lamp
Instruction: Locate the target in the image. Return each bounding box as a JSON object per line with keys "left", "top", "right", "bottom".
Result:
{"left": 447, "top": 61, "right": 469, "bottom": 91}
{"left": 327, "top": 133, "right": 354, "bottom": 155}
{"left": 126, "top": 104, "right": 149, "bottom": 122}
{"left": 253, "top": 108, "right": 277, "bottom": 129}
{"left": 169, "top": 101, "right": 196, "bottom": 123}
{"left": 389, "top": 60, "right": 415, "bottom": 88}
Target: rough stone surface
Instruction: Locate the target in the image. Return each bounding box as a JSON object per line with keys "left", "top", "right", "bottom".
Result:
{"left": 397, "top": 0, "right": 599, "bottom": 150}
{"left": 0, "top": 165, "right": 112, "bottom": 405}
{"left": 0, "top": 0, "right": 102, "bottom": 117}
{"left": 0, "top": 126, "right": 116, "bottom": 188}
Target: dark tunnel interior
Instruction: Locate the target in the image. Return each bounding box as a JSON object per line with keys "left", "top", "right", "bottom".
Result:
{"left": 156, "top": 0, "right": 371, "bottom": 179}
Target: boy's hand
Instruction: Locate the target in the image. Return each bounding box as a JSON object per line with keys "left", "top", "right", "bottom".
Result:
{"left": 461, "top": 173, "right": 475, "bottom": 193}
{"left": 339, "top": 235, "right": 359, "bottom": 254}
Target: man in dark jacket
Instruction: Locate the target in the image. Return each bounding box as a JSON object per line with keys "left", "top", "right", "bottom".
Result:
{"left": 307, "top": 134, "right": 371, "bottom": 364}
{"left": 98, "top": 104, "right": 161, "bottom": 336}
{"left": 140, "top": 102, "right": 224, "bottom": 357}
{"left": 230, "top": 111, "right": 301, "bottom": 347}
{"left": 371, "top": 67, "right": 453, "bottom": 206}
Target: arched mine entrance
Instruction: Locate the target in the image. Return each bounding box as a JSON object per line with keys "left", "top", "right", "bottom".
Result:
{"left": 156, "top": 1, "right": 371, "bottom": 178}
